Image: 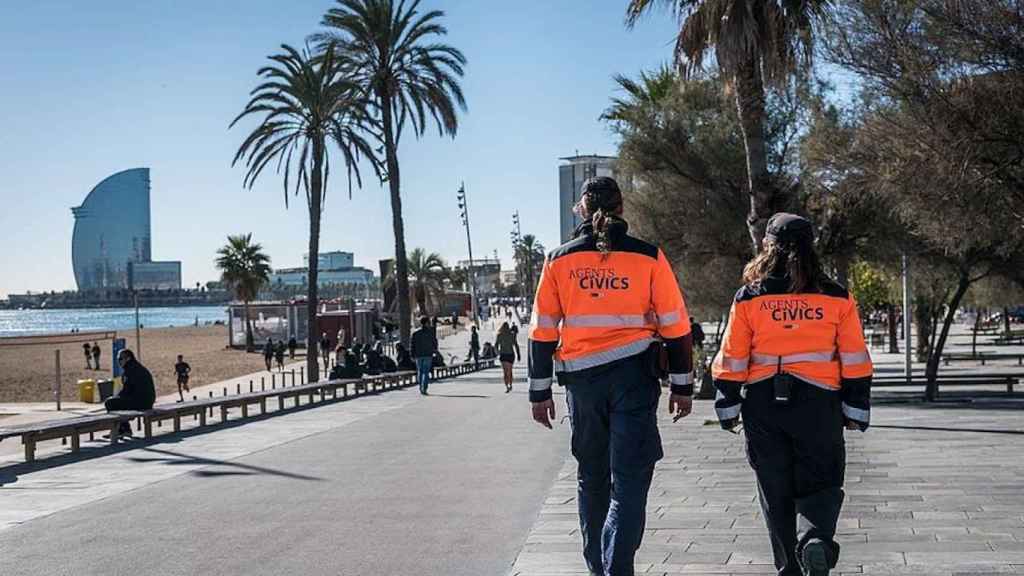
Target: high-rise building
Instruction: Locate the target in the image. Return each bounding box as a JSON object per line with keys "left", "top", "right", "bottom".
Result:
{"left": 558, "top": 155, "right": 617, "bottom": 243}
{"left": 71, "top": 168, "right": 181, "bottom": 291}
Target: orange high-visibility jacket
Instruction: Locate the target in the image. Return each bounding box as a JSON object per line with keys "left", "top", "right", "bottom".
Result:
{"left": 528, "top": 224, "right": 693, "bottom": 403}
{"left": 711, "top": 277, "right": 873, "bottom": 428}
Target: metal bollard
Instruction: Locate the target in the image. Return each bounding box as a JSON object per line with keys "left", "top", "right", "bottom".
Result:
{"left": 236, "top": 383, "right": 241, "bottom": 395}
{"left": 249, "top": 380, "right": 253, "bottom": 393}
{"left": 272, "top": 373, "right": 276, "bottom": 388}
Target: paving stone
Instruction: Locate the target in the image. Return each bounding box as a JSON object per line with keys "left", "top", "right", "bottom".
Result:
{"left": 511, "top": 398, "right": 1024, "bottom": 575}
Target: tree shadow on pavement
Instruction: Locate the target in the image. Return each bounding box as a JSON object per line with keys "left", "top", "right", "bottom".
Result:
{"left": 126, "top": 446, "right": 324, "bottom": 481}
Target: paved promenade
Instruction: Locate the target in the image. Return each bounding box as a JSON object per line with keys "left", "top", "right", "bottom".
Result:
{"left": 0, "top": 324, "right": 1022, "bottom": 575}
{"left": 513, "top": 394, "right": 1024, "bottom": 576}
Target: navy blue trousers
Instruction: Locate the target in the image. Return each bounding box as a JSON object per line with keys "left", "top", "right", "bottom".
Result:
{"left": 742, "top": 379, "right": 846, "bottom": 576}
{"left": 560, "top": 353, "right": 662, "bottom": 576}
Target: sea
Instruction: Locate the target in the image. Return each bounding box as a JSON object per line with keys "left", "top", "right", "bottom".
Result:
{"left": 0, "top": 306, "right": 228, "bottom": 338}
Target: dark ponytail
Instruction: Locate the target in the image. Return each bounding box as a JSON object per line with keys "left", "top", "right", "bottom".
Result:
{"left": 577, "top": 176, "right": 625, "bottom": 259}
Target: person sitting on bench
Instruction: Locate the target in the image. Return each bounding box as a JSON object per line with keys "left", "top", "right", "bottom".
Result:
{"left": 105, "top": 349, "right": 156, "bottom": 437}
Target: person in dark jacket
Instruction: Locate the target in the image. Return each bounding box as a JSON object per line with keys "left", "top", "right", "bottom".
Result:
{"left": 690, "top": 318, "right": 705, "bottom": 349}
{"left": 91, "top": 342, "right": 101, "bottom": 371}
{"left": 105, "top": 349, "right": 156, "bottom": 436}
{"left": 395, "top": 342, "right": 416, "bottom": 371}
{"left": 263, "top": 339, "right": 274, "bottom": 371}
{"left": 411, "top": 316, "right": 438, "bottom": 394}
{"left": 467, "top": 325, "right": 480, "bottom": 368}
{"left": 287, "top": 336, "right": 297, "bottom": 359}
{"left": 274, "top": 340, "right": 286, "bottom": 371}
{"left": 364, "top": 342, "right": 383, "bottom": 376}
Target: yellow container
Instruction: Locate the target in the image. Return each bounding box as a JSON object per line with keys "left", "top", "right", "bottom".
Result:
{"left": 78, "top": 379, "right": 98, "bottom": 403}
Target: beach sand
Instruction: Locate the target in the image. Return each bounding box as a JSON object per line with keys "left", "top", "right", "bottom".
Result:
{"left": 0, "top": 325, "right": 301, "bottom": 403}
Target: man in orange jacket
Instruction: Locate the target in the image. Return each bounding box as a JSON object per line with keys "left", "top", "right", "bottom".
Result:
{"left": 529, "top": 176, "right": 694, "bottom": 576}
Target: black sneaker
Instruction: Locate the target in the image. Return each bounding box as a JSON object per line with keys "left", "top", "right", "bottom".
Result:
{"left": 801, "top": 538, "right": 829, "bottom": 576}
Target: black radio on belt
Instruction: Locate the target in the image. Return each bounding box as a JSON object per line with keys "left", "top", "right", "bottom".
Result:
{"left": 773, "top": 356, "right": 792, "bottom": 403}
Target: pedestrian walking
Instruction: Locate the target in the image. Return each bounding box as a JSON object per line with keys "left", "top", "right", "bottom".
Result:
{"left": 468, "top": 325, "right": 480, "bottom": 368}
{"left": 690, "top": 318, "right": 705, "bottom": 350}
{"left": 83, "top": 342, "right": 93, "bottom": 370}
{"left": 411, "top": 316, "right": 437, "bottom": 395}
{"left": 91, "top": 342, "right": 101, "bottom": 371}
{"left": 263, "top": 339, "right": 274, "bottom": 372}
{"left": 528, "top": 176, "right": 695, "bottom": 576}
{"left": 174, "top": 354, "right": 191, "bottom": 402}
{"left": 274, "top": 340, "right": 286, "bottom": 371}
{"left": 712, "top": 213, "right": 872, "bottom": 576}
{"left": 104, "top": 349, "right": 155, "bottom": 437}
{"left": 319, "top": 333, "right": 331, "bottom": 367}
{"left": 495, "top": 322, "right": 520, "bottom": 392}
{"left": 287, "top": 336, "right": 297, "bottom": 360}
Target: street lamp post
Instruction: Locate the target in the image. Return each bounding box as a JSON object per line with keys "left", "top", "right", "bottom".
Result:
{"left": 457, "top": 182, "right": 479, "bottom": 324}
{"left": 511, "top": 211, "right": 523, "bottom": 310}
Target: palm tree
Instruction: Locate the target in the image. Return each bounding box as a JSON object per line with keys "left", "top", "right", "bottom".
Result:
{"left": 601, "top": 65, "right": 678, "bottom": 123}
{"left": 230, "top": 43, "right": 378, "bottom": 379}
{"left": 516, "top": 234, "right": 545, "bottom": 302}
{"left": 216, "top": 234, "right": 272, "bottom": 352}
{"left": 626, "top": 0, "right": 831, "bottom": 253}
{"left": 407, "top": 248, "right": 448, "bottom": 317}
{"left": 313, "top": 0, "right": 467, "bottom": 347}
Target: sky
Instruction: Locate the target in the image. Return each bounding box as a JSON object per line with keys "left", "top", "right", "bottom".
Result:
{"left": 0, "top": 1, "right": 688, "bottom": 298}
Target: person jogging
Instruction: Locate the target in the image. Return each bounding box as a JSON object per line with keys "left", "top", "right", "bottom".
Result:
{"left": 529, "top": 176, "right": 695, "bottom": 576}
{"left": 173, "top": 354, "right": 192, "bottom": 402}
{"left": 712, "top": 213, "right": 872, "bottom": 576}
{"left": 495, "top": 322, "right": 520, "bottom": 393}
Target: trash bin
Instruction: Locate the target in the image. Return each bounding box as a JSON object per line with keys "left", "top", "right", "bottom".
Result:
{"left": 78, "top": 379, "right": 97, "bottom": 403}
{"left": 97, "top": 379, "right": 116, "bottom": 402}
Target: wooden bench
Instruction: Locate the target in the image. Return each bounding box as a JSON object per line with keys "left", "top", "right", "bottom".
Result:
{"left": 0, "top": 412, "right": 148, "bottom": 463}
{"left": 0, "top": 360, "right": 491, "bottom": 464}
{"left": 942, "top": 352, "right": 1024, "bottom": 366}
{"left": 874, "top": 373, "right": 1021, "bottom": 396}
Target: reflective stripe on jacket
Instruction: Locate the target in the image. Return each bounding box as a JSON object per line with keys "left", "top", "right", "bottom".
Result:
{"left": 711, "top": 276, "right": 872, "bottom": 429}
{"left": 527, "top": 222, "right": 692, "bottom": 402}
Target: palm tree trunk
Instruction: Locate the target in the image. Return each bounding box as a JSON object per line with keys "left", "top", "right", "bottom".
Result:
{"left": 307, "top": 137, "right": 324, "bottom": 382}
{"left": 381, "top": 97, "right": 412, "bottom": 347}
{"left": 733, "top": 57, "right": 774, "bottom": 255}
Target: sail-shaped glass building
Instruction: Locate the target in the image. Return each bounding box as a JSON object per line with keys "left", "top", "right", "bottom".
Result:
{"left": 71, "top": 168, "right": 180, "bottom": 291}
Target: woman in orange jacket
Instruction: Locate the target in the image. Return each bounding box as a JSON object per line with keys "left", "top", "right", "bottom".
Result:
{"left": 712, "top": 213, "right": 872, "bottom": 576}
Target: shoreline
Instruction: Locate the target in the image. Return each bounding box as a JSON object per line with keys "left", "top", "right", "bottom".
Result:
{"left": 0, "top": 324, "right": 274, "bottom": 403}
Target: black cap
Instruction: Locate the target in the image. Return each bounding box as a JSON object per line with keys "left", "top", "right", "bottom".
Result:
{"left": 580, "top": 176, "right": 623, "bottom": 212}
{"left": 765, "top": 213, "right": 814, "bottom": 246}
